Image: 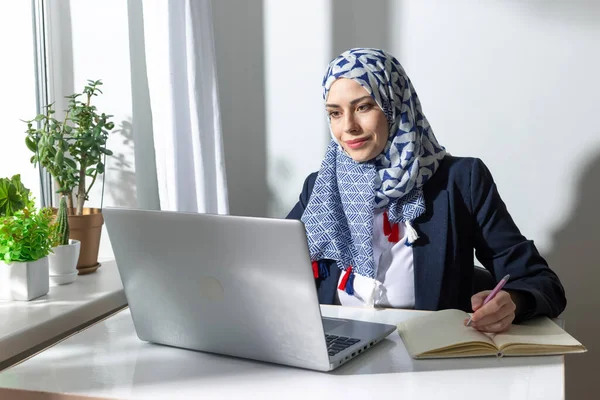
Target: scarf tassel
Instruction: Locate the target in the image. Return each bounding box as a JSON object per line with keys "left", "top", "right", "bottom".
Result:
{"left": 311, "top": 260, "right": 330, "bottom": 279}
{"left": 311, "top": 261, "right": 319, "bottom": 278}
{"left": 383, "top": 211, "right": 400, "bottom": 243}
{"left": 338, "top": 266, "right": 355, "bottom": 295}
{"left": 404, "top": 220, "right": 420, "bottom": 247}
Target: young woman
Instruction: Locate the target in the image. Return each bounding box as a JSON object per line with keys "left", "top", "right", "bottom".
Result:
{"left": 287, "top": 48, "right": 566, "bottom": 333}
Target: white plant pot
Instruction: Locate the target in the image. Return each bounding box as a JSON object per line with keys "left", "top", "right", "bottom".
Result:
{"left": 0, "top": 257, "right": 50, "bottom": 301}
{"left": 48, "top": 239, "right": 80, "bottom": 285}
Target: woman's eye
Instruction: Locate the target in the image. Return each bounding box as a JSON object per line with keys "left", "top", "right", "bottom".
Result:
{"left": 357, "top": 104, "right": 372, "bottom": 112}
{"left": 328, "top": 111, "right": 341, "bottom": 118}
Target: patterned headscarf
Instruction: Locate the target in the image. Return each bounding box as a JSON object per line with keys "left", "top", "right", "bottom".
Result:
{"left": 301, "top": 48, "right": 446, "bottom": 283}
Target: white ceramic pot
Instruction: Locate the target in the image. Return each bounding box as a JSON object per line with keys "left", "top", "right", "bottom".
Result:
{"left": 48, "top": 239, "right": 80, "bottom": 285}
{"left": 50, "top": 271, "right": 78, "bottom": 285}
{"left": 0, "top": 257, "right": 50, "bottom": 301}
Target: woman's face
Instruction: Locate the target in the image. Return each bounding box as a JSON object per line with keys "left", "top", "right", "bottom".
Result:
{"left": 325, "top": 78, "right": 389, "bottom": 162}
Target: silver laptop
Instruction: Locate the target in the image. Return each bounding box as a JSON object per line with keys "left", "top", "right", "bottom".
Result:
{"left": 103, "top": 207, "right": 396, "bottom": 372}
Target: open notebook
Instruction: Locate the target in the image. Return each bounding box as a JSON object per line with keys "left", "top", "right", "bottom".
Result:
{"left": 397, "top": 309, "right": 586, "bottom": 359}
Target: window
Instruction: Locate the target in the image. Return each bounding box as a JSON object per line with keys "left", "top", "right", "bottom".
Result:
{"left": 0, "top": 1, "right": 52, "bottom": 207}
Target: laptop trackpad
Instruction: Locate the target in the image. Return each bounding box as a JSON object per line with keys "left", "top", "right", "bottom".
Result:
{"left": 322, "top": 317, "right": 347, "bottom": 332}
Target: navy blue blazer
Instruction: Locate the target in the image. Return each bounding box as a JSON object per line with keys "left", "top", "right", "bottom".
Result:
{"left": 287, "top": 155, "right": 566, "bottom": 321}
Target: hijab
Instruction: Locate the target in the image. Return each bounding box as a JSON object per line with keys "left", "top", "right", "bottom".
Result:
{"left": 301, "top": 48, "right": 446, "bottom": 289}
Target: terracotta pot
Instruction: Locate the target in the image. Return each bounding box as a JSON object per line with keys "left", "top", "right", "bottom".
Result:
{"left": 66, "top": 208, "right": 104, "bottom": 275}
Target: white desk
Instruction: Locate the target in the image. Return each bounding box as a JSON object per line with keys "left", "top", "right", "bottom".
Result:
{"left": 0, "top": 305, "right": 563, "bottom": 399}
{"left": 0, "top": 260, "right": 126, "bottom": 370}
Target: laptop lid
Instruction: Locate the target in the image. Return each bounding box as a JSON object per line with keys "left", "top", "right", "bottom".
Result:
{"left": 104, "top": 207, "right": 332, "bottom": 371}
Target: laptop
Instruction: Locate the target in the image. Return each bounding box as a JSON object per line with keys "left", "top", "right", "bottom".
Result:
{"left": 103, "top": 207, "right": 396, "bottom": 372}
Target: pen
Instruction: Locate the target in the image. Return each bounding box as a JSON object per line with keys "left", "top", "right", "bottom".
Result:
{"left": 466, "top": 274, "right": 510, "bottom": 327}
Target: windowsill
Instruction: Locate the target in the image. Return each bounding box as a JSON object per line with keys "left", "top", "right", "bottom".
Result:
{"left": 0, "top": 260, "right": 126, "bottom": 371}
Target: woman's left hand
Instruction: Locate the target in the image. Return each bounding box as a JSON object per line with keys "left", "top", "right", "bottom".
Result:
{"left": 465, "top": 290, "right": 516, "bottom": 333}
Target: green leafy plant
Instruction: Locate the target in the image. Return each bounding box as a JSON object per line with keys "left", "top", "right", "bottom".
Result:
{"left": 0, "top": 174, "right": 35, "bottom": 217}
{"left": 55, "top": 196, "right": 70, "bottom": 246}
{"left": 24, "top": 79, "right": 114, "bottom": 215}
{"left": 0, "top": 207, "right": 57, "bottom": 263}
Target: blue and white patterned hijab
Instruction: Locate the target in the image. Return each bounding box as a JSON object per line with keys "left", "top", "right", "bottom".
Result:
{"left": 301, "top": 48, "right": 446, "bottom": 280}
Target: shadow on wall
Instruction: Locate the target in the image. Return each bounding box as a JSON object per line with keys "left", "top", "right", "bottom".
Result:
{"left": 107, "top": 119, "right": 137, "bottom": 208}
{"left": 330, "top": 0, "right": 391, "bottom": 57}
{"left": 546, "top": 150, "right": 600, "bottom": 400}
{"left": 212, "top": 0, "right": 268, "bottom": 217}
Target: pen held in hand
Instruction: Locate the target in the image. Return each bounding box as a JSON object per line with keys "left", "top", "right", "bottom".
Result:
{"left": 466, "top": 274, "right": 511, "bottom": 327}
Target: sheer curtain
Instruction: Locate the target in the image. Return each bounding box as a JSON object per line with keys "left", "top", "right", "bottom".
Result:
{"left": 128, "top": 0, "right": 228, "bottom": 214}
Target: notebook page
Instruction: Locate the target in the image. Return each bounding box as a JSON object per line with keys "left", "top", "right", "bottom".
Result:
{"left": 397, "top": 309, "right": 496, "bottom": 357}
{"left": 493, "top": 317, "right": 585, "bottom": 352}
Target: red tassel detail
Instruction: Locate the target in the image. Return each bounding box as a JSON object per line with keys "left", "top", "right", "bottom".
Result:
{"left": 312, "top": 261, "right": 319, "bottom": 278}
{"left": 383, "top": 211, "right": 399, "bottom": 243}
{"left": 388, "top": 222, "right": 400, "bottom": 243}
{"left": 338, "top": 266, "right": 353, "bottom": 291}
{"left": 383, "top": 211, "right": 392, "bottom": 236}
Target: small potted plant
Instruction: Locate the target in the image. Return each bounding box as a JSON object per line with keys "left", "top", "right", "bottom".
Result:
{"left": 0, "top": 175, "right": 55, "bottom": 301}
{"left": 47, "top": 196, "right": 80, "bottom": 285}
{"left": 24, "top": 80, "right": 114, "bottom": 275}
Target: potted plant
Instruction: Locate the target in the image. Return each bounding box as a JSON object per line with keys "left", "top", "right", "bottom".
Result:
{"left": 0, "top": 175, "right": 55, "bottom": 301}
{"left": 24, "top": 80, "right": 114, "bottom": 275}
{"left": 48, "top": 196, "right": 80, "bottom": 285}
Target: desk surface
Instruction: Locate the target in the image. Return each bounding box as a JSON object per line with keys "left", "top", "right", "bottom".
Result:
{"left": 0, "top": 260, "right": 126, "bottom": 369}
{"left": 0, "top": 305, "right": 563, "bottom": 399}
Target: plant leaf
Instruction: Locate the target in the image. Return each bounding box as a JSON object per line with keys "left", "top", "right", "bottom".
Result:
{"left": 64, "top": 158, "right": 77, "bottom": 170}
{"left": 0, "top": 176, "right": 29, "bottom": 217}
{"left": 54, "top": 150, "right": 64, "bottom": 166}
{"left": 25, "top": 137, "right": 37, "bottom": 152}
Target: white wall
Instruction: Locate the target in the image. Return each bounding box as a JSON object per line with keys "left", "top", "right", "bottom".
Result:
{"left": 213, "top": 0, "right": 331, "bottom": 218}
{"left": 0, "top": 2, "right": 41, "bottom": 203}
{"left": 392, "top": 0, "right": 600, "bottom": 254}
{"left": 264, "top": 0, "right": 332, "bottom": 217}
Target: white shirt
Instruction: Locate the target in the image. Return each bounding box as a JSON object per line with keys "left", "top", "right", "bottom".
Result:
{"left": 336, "top": 208, "right": 415, "bottom": 308}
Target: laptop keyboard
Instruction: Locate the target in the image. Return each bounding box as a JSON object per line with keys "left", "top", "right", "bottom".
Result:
{"left": 325, "top": 334, "right": 361, "bottom": 357}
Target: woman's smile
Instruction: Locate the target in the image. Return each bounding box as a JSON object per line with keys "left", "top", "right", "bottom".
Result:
{"left": 345, "top": 137, "right": 370, "bottom": 149}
